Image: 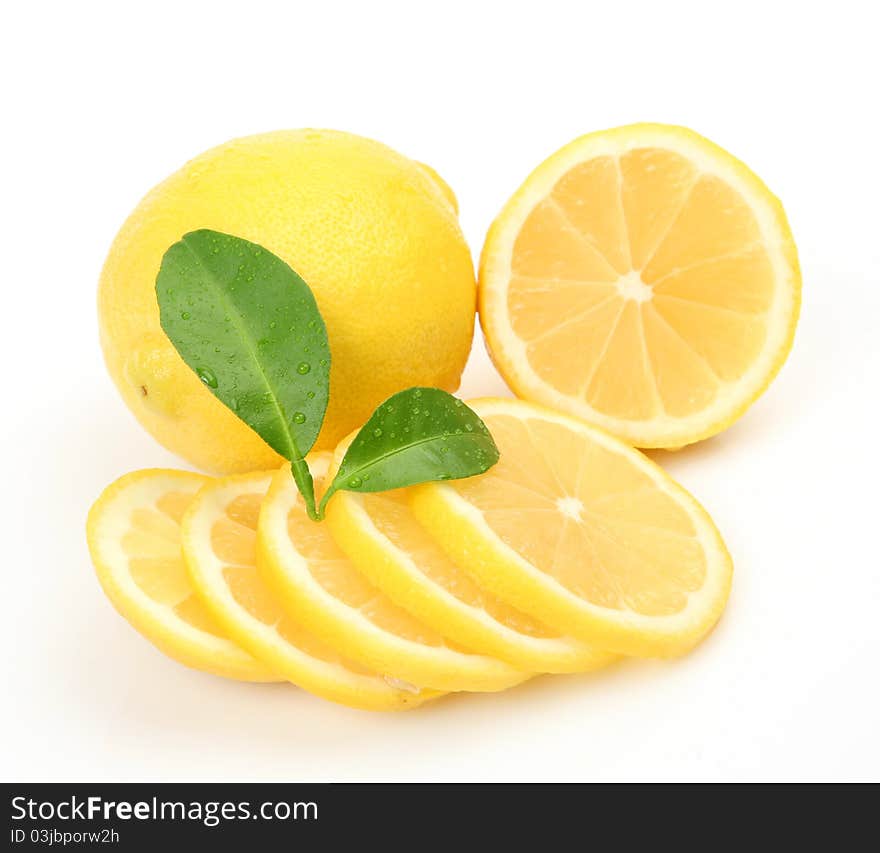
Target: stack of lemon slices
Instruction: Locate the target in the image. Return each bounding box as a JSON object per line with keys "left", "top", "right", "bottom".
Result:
{"left": 87, "top": 125, "right": 799, "bottom": 711}
{"left": 88, "top": 398, "right": 734, "bottom": 710}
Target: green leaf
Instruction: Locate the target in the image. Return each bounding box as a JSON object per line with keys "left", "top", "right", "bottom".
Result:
{"left": 317, "top": 387, "right": 499, "bottom": 518}
{"left": 156, "top": 229, "right": 330, "bottom": 516}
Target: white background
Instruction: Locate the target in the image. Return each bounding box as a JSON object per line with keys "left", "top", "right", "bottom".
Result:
{"left": 4, "top": 1, "right": 878, "bottom": 782}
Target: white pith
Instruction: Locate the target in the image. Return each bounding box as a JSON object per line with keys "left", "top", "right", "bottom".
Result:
{"left": 616, "top": 271, "right": 653, "bottom": 303}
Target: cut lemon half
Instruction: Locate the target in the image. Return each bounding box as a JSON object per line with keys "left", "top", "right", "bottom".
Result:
{"left": 480, "top": 123, "right": 801, "bottom": 448}
{"left": 180, "top": 469, "right": 438, "bottom": 711}
{"left": 326, "top": 436, "right": 617, "bottom": 674}
{"left": 410, "top": 399, "right": 733, "bottom": 657}
{"left": 257, "top": 454, "right": 530, "bottom": 693}
{"left": 86, "top": 469, "right": 276, "bottom": 681}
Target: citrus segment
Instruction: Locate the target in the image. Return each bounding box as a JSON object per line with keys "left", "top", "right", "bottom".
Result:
{"left": 257, "top": 455, "right": 530, "bottom": 693}
{"left": 180, "top": 470, "right": 438, "bottom": 711}
{"left": 86, "top": 469, "right": 276, "bottom": 681}
{"left": 410, "top": 399, "right": 733, "bottom": 657}
{"left": 325, "top": 438, "right": 617, "bottom": 673}
{"left": 480, "top": 123, "right": 800, "bottom": 448}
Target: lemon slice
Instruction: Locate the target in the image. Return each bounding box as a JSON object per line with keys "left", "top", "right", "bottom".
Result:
{"left": 411, "top": 399, "right": 733, "bottom": 657}
{"left": 86, "top": 469, "right": 276, "bottom": 681}
{"left": 257, "top": 454, "right": 530, "bottom": 692}
{"left": 180, "top": 469, "right": 439, "bottom": 711}
{"left": 325, "top": 437, "right": 617, "bottom": 673}
{"left": 480, "top": 123, "right": 801, "bottom": 448}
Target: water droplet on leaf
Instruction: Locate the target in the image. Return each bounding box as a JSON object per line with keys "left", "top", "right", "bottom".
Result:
{"left": 297, "top": 362, "right": 311, "bottom": 375}
{"left": 293, "top": 412, "right": 306, "bottom": 424}
{"left": 196, "top": 367, "right": 217, "bottom": 388}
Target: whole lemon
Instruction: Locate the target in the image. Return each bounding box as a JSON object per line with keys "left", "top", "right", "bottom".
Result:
{"left": 99, "top": 130, "right": 476, "bottom": 473}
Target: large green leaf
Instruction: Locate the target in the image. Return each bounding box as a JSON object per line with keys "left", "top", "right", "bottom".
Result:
{"left": 156, "top": 229, "right": 330, "bottom": 463}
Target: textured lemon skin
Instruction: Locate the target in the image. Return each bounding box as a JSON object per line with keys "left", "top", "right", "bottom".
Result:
{"left": 99, "top": 130, "right": 476, "bottom": 473}
{"left": 410, "top": 398, "right": 734, "bottom": 659}
{"left": 479, "top": 123, "right": 801, "bottom": 449}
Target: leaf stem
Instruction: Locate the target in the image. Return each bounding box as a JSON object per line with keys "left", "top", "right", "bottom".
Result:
{"left": 290, "top": 458, "right": 319, "bottom": 521}
{"left": 315, "top": 485, "right": 337, "bottom": 521}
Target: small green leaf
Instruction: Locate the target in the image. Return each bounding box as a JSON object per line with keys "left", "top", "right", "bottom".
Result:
{"left": 156, "top": 229, "right": 330, "bottom": 515}
{"left": 317, "top": 387, "right": 499, "bottom": 518}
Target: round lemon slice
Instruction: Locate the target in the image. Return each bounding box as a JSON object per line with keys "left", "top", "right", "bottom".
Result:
{"left": 257, "top": 454, "right": 530, "bottom": 693}
{"left": 480, "top": 123, "right": 801, "bottom": 448}
{"left": 411, "top": 399, "right": 733, "bottom": 657}
{"left": 325, "top": 437, "right": 618, "bottom": 673}
{"left": 180, "top": 469, "right": 439, "bottom": 711}
{"left": 86, "top": 469, "right": 276, "bottom": 681}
